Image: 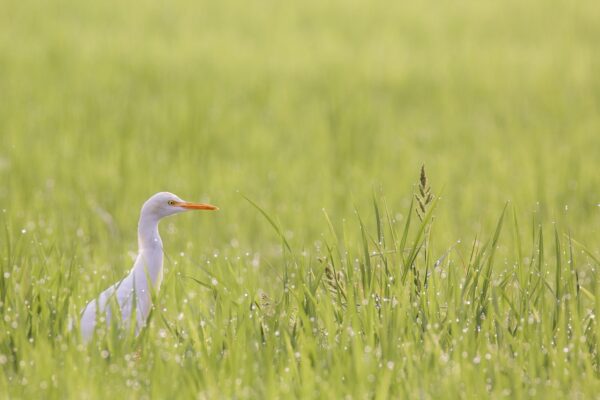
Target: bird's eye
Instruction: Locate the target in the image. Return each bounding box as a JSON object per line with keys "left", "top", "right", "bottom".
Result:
{"left": 168, "top": 200, "right": 176, "bottom": 206}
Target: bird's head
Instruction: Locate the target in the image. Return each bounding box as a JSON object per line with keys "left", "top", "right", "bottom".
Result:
{"left": 141, "top": 192, "right": 218, "bottom": 219}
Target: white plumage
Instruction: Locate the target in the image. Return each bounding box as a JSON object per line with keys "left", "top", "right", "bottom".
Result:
{"left": 78, "top": 192, "right": 218, "bottom": 342}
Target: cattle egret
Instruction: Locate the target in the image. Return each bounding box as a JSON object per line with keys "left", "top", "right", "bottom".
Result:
{"left": 79, "top": 192, "right": 218, "bottom": 342}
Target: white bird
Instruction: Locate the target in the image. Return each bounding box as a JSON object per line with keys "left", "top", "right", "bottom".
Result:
{"left": 79, "top": 192, "right": 218, "bottom": 342}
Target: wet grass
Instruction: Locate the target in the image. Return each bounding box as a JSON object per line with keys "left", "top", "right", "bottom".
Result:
{"left": 1, "top": 185, "right": 600, "bottom": 398}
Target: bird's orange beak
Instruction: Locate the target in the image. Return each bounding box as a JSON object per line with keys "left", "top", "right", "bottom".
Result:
{"left": 175, "top": 201, "right": 219, "bottom": 211}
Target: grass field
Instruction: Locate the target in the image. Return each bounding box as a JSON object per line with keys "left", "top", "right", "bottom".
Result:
{"left": 2, "top": 0, "right": 600, "bottom": 398}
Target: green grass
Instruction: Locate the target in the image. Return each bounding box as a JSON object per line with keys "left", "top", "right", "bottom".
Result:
{"left": 1, "top": 0, "right": 600, "bottom": 398}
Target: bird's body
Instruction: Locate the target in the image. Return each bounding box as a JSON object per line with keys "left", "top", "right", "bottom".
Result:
{"left": 79, "top": 192, "right": 217, "bottom": 342}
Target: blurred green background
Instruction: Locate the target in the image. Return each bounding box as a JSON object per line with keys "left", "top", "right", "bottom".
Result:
{"left": 2, "top": 0, "right": 599, "bottom": 258}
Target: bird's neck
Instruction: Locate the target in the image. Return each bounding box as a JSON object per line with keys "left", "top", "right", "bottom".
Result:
{"left": 138, "top": 214, "right": 163, "bottom": 250}
{"left": 136, "top": 214, "right": 164, "bottom": 287}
